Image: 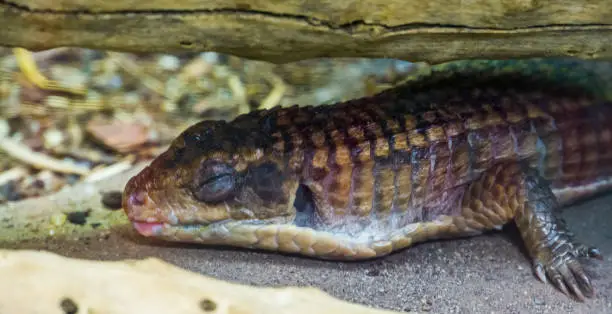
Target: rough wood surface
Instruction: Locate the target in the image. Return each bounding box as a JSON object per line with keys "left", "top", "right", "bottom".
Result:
{"left": 1, "top": 0, "right": 612, "bottom": 63}
{"left": 0, "top": 249, "right": 407, "bottom": 314}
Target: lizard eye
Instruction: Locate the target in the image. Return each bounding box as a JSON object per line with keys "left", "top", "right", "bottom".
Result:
{"left": 192, "top": 160, "right": 236, "bottom": 203}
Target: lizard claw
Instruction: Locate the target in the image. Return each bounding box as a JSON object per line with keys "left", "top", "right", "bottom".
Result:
{"left": 532, "top": 241, "right": 598, "bottom": 302}
{"left": 573, "top": 243, "right": 603, "bottom": 260}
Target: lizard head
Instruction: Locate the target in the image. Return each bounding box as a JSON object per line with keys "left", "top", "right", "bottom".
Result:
{"left": 122, "top": 118, "right": 301, "bottom": 245}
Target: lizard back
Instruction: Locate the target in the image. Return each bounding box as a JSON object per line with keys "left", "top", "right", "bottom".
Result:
{"left": 240, "top": 59, "right": 612, "bottom": 237}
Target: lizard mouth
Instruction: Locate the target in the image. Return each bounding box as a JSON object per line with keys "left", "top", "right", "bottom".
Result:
{"left": 125, "top": 184, "right": 318, "bottom": 237}
{"left": 131, "top": 222, "right": 165, "bottom": 236}
{"left": 124, "top": 184, "right": 413, "bottom": 260}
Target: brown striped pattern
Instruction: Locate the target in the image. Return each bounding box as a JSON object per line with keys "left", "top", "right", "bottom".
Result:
{"left": 261, "top": 80, "right": 612, "bottom": 228}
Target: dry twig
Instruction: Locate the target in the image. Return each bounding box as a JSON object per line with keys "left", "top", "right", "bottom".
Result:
{"left": 0, "top": 120, "right": 90, "bottom": 175}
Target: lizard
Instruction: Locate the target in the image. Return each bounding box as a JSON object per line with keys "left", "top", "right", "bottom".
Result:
{"left": 122, "top": 58, "right": 612, "bottom": 302}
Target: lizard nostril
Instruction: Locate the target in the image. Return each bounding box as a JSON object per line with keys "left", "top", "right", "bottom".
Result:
{"left": 129, "top": 191, "right": 147, "bottom": 207}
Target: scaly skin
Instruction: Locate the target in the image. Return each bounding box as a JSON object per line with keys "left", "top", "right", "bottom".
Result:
{"left": 122, "top": 59, "right": 612, "bottom": 301}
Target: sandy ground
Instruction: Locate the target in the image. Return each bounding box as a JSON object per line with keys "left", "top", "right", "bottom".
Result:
{"left": 1, "top": 166, "right": 611, "bottom": 314}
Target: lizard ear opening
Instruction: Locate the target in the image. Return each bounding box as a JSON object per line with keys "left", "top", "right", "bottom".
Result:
{"left": 191, "top": 160, "right": 237, "bottom": 203}
{"left": 293, "top": 184, "right": 316, "bottom": 227}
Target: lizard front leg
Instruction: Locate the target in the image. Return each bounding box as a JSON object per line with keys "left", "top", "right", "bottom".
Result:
{"left": 458, "top": 162, "right": 602, "bottom": 301}
{"left": 515, "top": 166, "right": 602, "bottom": 301}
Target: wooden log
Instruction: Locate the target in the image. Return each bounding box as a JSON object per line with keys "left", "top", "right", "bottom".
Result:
{"left": 0, "top": 249, "right": 408, "bottom": 314}
{"left": 1, "top": 0, "right": 611, "bottom": 64}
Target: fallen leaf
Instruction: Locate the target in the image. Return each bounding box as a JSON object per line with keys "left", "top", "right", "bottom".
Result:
{"left": 86, "top": 118, "right": 149, "bottom": 153}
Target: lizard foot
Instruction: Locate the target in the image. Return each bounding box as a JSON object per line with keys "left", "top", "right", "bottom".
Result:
{"left": 511, "top": 164, "right": 603, "bottom": 302}
{"left": 532, "top": 239, "right": 600, "bottom": 302}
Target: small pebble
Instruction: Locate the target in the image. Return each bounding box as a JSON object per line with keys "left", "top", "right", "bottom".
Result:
{"left": 0, "top": 181, "right": 21, "bottom": 202}
{"left": 101, "top": 190, "right": 123, "bottom": 210}
{"left": 43, "top": 129, "right": 65, "bottom": 149}
{"left": 533, "top": 297, "right": 545, "bottom": 306}
{"left": 421, "top": 298, "right": 433, "bottom": 312}
{"left": 66, "top": 210, "right": 91, "bottom": 225}
{"left": 366, "top": 268, "right": 380, "bottom": 277}
{"left": 158, "top": 55, "right": 180, "bottom": 71}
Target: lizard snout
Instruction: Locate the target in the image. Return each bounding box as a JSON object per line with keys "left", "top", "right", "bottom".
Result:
{"left": 122, "top": 168, "right": 164, "bottom": 224}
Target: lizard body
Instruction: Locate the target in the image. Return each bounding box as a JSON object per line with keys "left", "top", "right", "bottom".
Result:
{"left": 123, "top": 58, "right": 612, "bottom": 301}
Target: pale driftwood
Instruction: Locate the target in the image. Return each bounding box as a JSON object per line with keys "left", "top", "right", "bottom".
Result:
{"left": 0, "top": 249, "right": 407, "bottom": 314}
{"left": 1, "top": 0, "right": 612, "bottom": 64}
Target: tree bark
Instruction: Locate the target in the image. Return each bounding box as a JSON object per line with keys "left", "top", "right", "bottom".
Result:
{"left": 1, "top": 0, "right": 612, "bottom": 64}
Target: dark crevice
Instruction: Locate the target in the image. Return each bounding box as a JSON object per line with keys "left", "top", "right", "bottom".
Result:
{"left": 293, "top": 184, "right": 316, "bottom": 227}
{"left": 199, "top": 298, "right": 217, "bottom": 312}
{"left": 59, "top": 298, "right": 78, "bottom": 314}
{"left": 1, "top": 0, "right": 611, "bottom": 34}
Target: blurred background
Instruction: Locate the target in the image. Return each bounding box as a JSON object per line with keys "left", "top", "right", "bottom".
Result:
{"left": 0, "top": 48, "right": 420, "bottom": 204}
